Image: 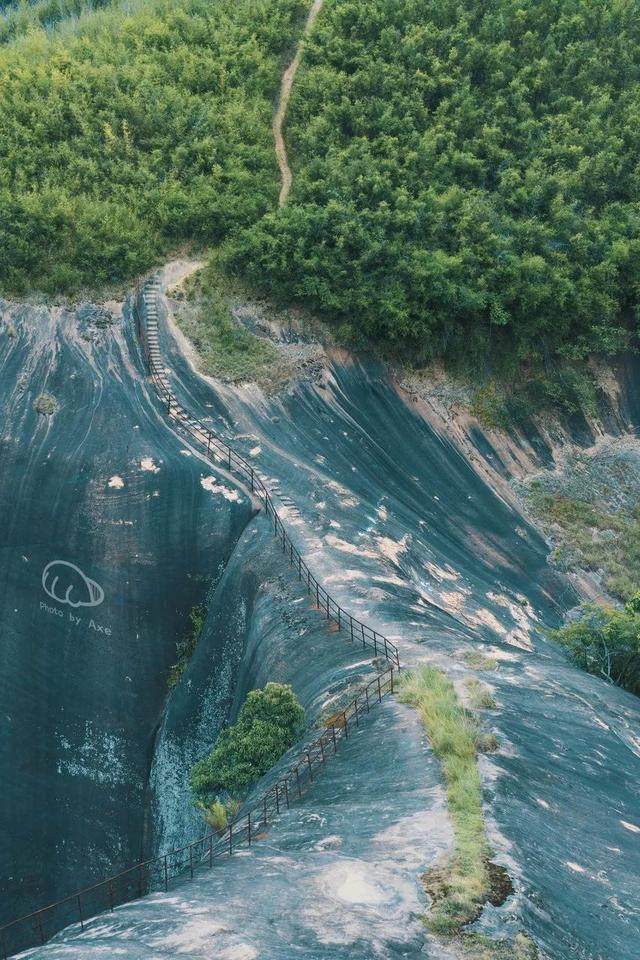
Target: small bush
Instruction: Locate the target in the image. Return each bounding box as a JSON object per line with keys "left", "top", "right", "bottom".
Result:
{"left": 195, "top": 797, "right": 240, "bottom": 834}
{"left": 551, "top": 601, "right": 640, "bottom": 696}
{"left": 34, "top": 393, "right": 57, "bottom": 415}
{"left": 167, "top": 604, "right": 207, "bottom": 690}
{"left": 190, "top": 682, "right": 305, "bottom": 806}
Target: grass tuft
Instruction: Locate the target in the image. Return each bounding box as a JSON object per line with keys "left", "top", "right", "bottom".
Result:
{"left": 172, "top": 265, "right": 284, "bottom": 388}
{"left": 398, "top": 665, "right": 494, "bottom": 934}
{"left": 461, "top": 650, "right": 498, "bottom": 672}
{"left": 463, "top": 678, "right": 497, "bottom": 711}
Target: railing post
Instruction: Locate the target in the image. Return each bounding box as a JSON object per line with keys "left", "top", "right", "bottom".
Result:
{"left": 331, "top": 725, "right": 337, "bottom": 753}
{"left": 77, "top": 895, "right": 84, "bottom": 931}
{"left": 350, "top": 617, "right": 354, "bottom": 641}
{"left": 247, "top": 812, "right": 252, "bottom": 846}
{"left": 229, "top": 823, "right": 233, "bottom": 856}
{"left": 365, "top": 685, "right": 370, "bottom": 712}
{"left": 296, "top": 766, "right": 302, "bottom": 798}
{"left": 228, "top": 448, "right": 232, "bottom": 470}
{"left": 319, "top": 737, "right": 325, "bottom": 762}
{"left": 390, "top": 667, "right": 394, "bottom": 694}
{"left": 284, "top": 780, "right": 290, "bottom": 808}
{"left": 361, "top": 624, "right": 366, "bottom": 649}
{"left": 343, "top": 711, "right": 349, "bottom": 738}
{"left": 189, "top": 844, "right": 194, "bottom": 879}
{"left": 325, "top": 596, "right": 329, "bottom": 619}
{"left": 109, "top": 878, "right": 115, "bottom": 909}
{"left": 164, "top": 855, "right": 169, "bottom": 890}
{"left": 37, "top": 913, "right": 45, "bottom": 945}
{"left": 250, "top": 468, "right": 254, "bottom": 492}
{"left": 307, "top": 751, "right": 314, "bottom": 781}
{"left": 354, "top": 696, "right": 359, "bottom": 726}
{"left": 263, "top": 796, "right": 268, "bottom": 826}
{"left": 377, "top": 676, "right": 382, "bottom": 702}
{"left": 208, "top": 837, "right": 213, "bottom": 868}
{"left": 138, "top": 864, "right": 144, "bottom": 898}
{"left": 275, "top": 783, "right": 280, "bottom": 813}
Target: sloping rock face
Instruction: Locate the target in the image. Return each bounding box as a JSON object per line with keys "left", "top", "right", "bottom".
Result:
{"left": 4, "top": 281, "right": 640, "bottom": 960}
{"left": 0, "top": 300, "right": 252, "bottom": 929}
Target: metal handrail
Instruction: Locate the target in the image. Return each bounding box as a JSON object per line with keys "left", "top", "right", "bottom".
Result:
{"left": 139, "top": 282, "right": 399, "bottom": 669}
{"left": 0, "top": 668, "right": 397, "bottom": 957}
{"left": 0, "top": 280, "right": 404, "bottom": 958}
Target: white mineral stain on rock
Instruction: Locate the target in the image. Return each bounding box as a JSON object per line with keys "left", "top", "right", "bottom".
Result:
{"left": 108, "top": 475, "right": 124, "bottom": 488}
{"left": 566, "top": 861, "right": 587, "bottom": 874}
{"left": 200, "top": 475, "right": 241, "bottom": 503}
{"left": 328, "top": 863, "right": 386, "bottom": 905}
{"left": 375, "top": 534, "right": 409, "bottom": 564}
{"left": 620, "top": 820, "right": 640, "bottom": 833}
{"left": 249, "top": 445, "right": 261, "bottom": 456}
{"left": 326, "top": 479, "right": 359, "bottom": 507}
{"left": 324, "top": 534, "right": 378, "bottom": 559}
{"left": 140, "top": 457, "right": 160, "bottom": 473}
{"left": 425, "top": 560, "right": 460, "bottom": 582}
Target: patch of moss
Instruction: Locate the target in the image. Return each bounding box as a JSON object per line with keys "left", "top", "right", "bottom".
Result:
{"left": 34, "top": 393, "right": 57, "bottom": 415}
{"left": 527, "top": 486, "right": 640, "bottom": 603}
{"left": 167, "top": 604, "right": 207, "bottom": 690}
{"left": 172, "top": 265, "right": 285, "bottom": 389}
{"left": 458, "top": 932, "right": 538, "bottom": 960}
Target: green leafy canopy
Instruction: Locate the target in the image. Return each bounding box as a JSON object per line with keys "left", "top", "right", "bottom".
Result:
{"left": 190, "top": 682, "right": 306, "bottom": 803}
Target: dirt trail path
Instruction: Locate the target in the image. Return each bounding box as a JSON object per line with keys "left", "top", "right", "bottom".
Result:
{"left": 274, "top": 0, "right": 324, "bottom": 207}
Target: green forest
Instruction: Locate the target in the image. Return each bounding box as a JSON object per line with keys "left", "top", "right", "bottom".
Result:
{"left": 1, "top": 0, "right": 639, "bottom": 364}
{"left": 230, "top": 0, "right": 640, "bottom": 363}
{"left": 0, "top": 0, "right": 306, "bottom": 292}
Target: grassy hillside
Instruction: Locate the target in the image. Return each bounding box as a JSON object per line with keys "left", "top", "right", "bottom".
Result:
{"left": 228, "top": 0, "right": 640, "bottom": 365}
{"left": 0, "top": 0, "right": 305, "bottom": 293}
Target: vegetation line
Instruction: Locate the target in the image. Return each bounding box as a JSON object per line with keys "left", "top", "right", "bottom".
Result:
{"left": 398, "top": 665, "right": 496, "bottom": 935}
{"left": 274, "top": 0, "right": 324, "bottom": 207}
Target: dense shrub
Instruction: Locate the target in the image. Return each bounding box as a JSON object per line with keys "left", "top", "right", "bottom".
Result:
{"left": 190, "top": 682, "right": 305, "bottom": 804}
{"left": 551, "top": 596, "right": 640, "bottom": 696}
{"left": 227, "top": 0, "right": 640, "bottom": 364}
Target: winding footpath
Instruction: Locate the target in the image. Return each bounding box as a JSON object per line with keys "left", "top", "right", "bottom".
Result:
{"left": 274, "top": 0, "right": 324, "bottom": 206}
